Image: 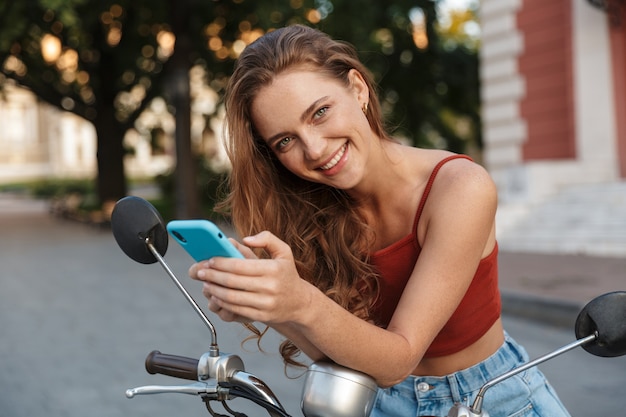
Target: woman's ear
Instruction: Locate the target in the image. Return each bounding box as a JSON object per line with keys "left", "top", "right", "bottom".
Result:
{"left": 348, "top": 69, "right": 369, "bottom": 105}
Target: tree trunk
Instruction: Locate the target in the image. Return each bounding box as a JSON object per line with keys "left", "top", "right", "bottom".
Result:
{"left": 161, "top": 0, "right": 201, "bottom": 219}
{"left": 93, "top": 105, "right": 127, "bottom": 207}
{"left": 171, "top": 69, "right": 200, "bottom": 219}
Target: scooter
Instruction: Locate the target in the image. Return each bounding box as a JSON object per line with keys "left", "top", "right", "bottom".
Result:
{"left": 110, "top": 196, "right": 626, "bottom": 417}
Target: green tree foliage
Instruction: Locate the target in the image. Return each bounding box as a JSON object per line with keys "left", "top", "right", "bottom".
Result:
{"left": 0, "top": 0, "right": 481, "bottom": 209}
{"left": 434, "top": 4, "right": 482, "bottom": 154}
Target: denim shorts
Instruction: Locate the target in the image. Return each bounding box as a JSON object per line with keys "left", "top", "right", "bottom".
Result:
{"left": 371, "top": 333, "right": 571, "bottom": 417}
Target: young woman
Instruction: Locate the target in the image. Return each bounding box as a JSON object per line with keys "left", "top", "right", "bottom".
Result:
{"left": 188, "top": 24, "right": 571, "bottom": 416}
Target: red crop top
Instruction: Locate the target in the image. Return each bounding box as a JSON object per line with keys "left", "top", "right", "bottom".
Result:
{"left": 369, "top": 155, "right": 501, "bottom": 358}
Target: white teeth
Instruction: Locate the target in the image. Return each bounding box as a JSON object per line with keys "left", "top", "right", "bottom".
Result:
{"left": 320, "top": 144, "right": 347, "bottom": 170}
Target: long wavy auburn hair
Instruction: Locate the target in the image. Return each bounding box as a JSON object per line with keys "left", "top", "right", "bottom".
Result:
{"left": 218, "top": 24, "right": 393, "bottom": 367}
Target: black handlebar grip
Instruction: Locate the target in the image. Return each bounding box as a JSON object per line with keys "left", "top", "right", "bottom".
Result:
{"left": 145, "top": 350, "right": 199, "bottom": 381}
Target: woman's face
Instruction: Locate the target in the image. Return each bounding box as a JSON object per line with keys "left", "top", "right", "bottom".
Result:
{"left": 250, "top": 67, "right": 374, "bottom": 190}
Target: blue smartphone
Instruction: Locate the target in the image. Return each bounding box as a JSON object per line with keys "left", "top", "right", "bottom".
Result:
{"left": 166, "top": 219, "right": 244, "bottom": 261}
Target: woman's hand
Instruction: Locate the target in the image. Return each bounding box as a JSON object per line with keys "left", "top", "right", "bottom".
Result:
{"left": 188, "top": 231, "right": 314, "bottom": 325}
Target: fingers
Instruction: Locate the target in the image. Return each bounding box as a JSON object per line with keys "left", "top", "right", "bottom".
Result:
{"left": 186, "top": 230, "right": 300, "bottom": 324}
{"left": 200, "top": 268, "right": 283, "bottom": 322}
{"left": 192, "top": 257, "right": 272, "bottom": 292}
{"left": 188, "top": 231, "right": 293, "bottom": 281}
{"left": 190, "top": 256, "right": 284, "bottom": 290}
{"left": 242, "top": 231, "right": 293, "bottom": 260}
{"left": 204, "top": 275, "right": 274, "bottom": 309}
{"left": 188, "top": 258, "right": 250, "bottom": 283}
{"left": 205, "top": 287, "right": 252, "bottom": 323}
{"left": 187, "top": 237, "right": 255, "bottom": 280}
{"left": 229, "top": 238, "right": 258, "bottom": 259}
{"left": 204, "top": 284, "right": 268, "bottom": 323}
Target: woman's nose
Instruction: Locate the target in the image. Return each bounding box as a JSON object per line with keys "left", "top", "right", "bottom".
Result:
{"left": 301, "top": 135, "right": 325, "bottom": 161}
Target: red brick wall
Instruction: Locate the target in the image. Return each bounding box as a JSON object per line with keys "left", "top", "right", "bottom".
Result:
{"left": 517, "top": 0, "right": 576, "bottom": 160}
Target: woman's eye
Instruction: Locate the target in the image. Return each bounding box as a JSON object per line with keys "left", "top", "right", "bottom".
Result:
{"left": 277, "top": 136, "right": 293, "bottom": 149}
{"left": 314, "top": 107, "right": 328, "bottom": 119}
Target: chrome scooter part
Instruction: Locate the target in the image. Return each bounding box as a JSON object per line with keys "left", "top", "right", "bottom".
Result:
{"left": 446, "top": 334, "right": 598, "bottom": 416}
{"left": 301, "top": 361, "right": 378, "bottom": 417}
{"left": 110, "top": 196, "right": 220, "bottom": 356}
{"left": 229, "top": 370, "right": 287, "bottom": 412}
{"left": 145, "top": 239, "right": 219, "bottom": 357}
{"left": 126, "top": 380, "right": 221, "bottom": 398}
{"left": 449, "top": 291, "right": 626, "bottom": 416}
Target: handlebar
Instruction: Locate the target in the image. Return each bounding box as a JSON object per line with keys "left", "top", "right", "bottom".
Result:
{"left": 128, "top": 349, "right": 291, "bottom": 417}
{"left": 146, "top": 350, "right": 199, "bottom": 381}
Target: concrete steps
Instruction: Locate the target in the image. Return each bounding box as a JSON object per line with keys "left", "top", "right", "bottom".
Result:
{"left": 496, "top": 182, "right": 626, "bottom": 257}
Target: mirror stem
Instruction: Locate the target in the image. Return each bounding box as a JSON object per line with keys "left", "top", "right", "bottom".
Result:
{"left": 146, "top": 238, "right": 220, "bottom": 357}
{"left": 471, "top": 332, "right": 598, "bottom": 414}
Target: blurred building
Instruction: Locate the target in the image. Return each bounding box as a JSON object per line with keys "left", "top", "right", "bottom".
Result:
{"left": 481, "top": 0, "right": 626, "bottom": 255}
{"left": 0, "top": 84, "right": 96, "bottom": 183}
{"left": 0, "top": 65, "right": 228, "bottom": 185}
{"left": 0, "top": 83, "right": 172, "bottom": 184}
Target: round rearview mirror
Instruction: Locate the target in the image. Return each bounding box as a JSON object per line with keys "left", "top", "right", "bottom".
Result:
{"left": 111, "top": 196, "right": 168, "bottom": 264}
{"left": 575, "top": 291, "right": 626, "bottom": 358}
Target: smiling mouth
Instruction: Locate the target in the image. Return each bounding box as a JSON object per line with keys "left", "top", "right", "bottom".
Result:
{"left": 319, "top": 143, "right": 347, "bottom": 170}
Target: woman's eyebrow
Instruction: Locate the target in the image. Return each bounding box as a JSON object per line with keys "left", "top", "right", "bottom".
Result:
{"left": 265, "top": 96, "right": 331, "bottom": 145}
{"left": 300, "top": 96, "right": 329, "bottom": 122}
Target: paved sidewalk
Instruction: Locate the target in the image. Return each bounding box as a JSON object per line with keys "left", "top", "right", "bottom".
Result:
{"left": 498, "top": 250, "right": 626, "bottom": 328}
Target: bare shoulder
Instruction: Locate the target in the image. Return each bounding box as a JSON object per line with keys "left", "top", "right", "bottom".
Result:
{"left": 441, "top": 156, "right": 494, "bottom": 189}
{"left": 418, "top": 150, "right": 498, "bottom": 209}
{"left": 400, "top": 147, "right": 496, "bottom": 201}
{"left": 412, "top": 150, "right": 498, "bottom": 254}
{"left": 410, "top": 149, "right": 492, "bottom": 183}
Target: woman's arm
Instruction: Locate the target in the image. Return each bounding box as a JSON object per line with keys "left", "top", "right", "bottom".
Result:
{"left": 190, "top": 160, "right": 497, "bottom": 387}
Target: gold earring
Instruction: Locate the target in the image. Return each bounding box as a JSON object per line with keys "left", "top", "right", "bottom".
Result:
{"left": 362, "top": 102, "right": 368, "bottom": 114}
